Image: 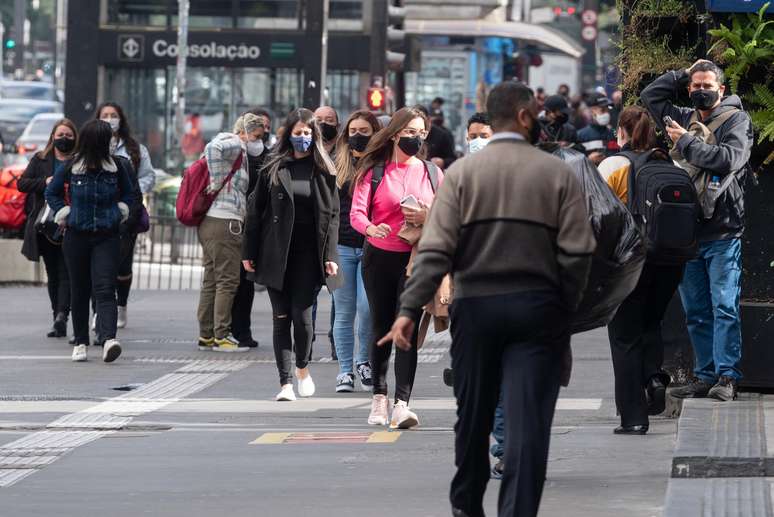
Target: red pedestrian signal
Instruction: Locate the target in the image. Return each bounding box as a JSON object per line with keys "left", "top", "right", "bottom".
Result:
{"left": 367, "top": 87, "right": 386, "bottom": 111}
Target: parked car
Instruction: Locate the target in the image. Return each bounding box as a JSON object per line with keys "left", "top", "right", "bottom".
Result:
{"left": 0, "top": 99, "right": 63, "bottom": 148}
{"left": 16, "top": 112, "right": 64, "bottom": 155}
{"left": 0, "top": 80, "right": 59, "bottom": 102}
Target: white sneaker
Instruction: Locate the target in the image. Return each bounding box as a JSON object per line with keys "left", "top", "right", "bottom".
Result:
{"left": 390, "top": 400, "right": 419, "bottom": 429}
{"left": 91, "top": 313, "right": 97, "bottom": 331}
{"left": 71, "top": 344, "right": 87, "bottom": 362}
{"left": 276, "top": 384, "right": 297, "bottom": 401}
{"left": 297, "top": 369, "right": 316, "bottom": 397}
{"left": 368, "top": 394, "right": 389, "bottom": 426}
{"left": 117, "top": 306, "right": 127, "bottom": 329}
{"left": 102, "top": 338, "right": 122, "bottom": 363}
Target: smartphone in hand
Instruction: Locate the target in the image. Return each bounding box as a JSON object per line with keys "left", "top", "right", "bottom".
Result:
{"left": 663, "top": 116, "right": 675, "bottom": 127}
{"left": 400, "top": 194, "right": 420, "bottom": 209}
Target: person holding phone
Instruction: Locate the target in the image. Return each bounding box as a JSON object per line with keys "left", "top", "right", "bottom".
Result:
{"left": 350, "top": 106, "right": 443, "bottom": 429}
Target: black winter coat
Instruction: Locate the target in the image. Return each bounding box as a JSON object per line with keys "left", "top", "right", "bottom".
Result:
{"left": 18, "top": 153, "right": 62, "bottom": 261}
{"left": 242, "top": 157, "right": 341, "bottom": 291}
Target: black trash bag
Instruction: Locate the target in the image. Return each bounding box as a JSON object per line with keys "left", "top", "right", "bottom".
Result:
{"left": 545, "top": 144, "right": 646, "bottom": 334}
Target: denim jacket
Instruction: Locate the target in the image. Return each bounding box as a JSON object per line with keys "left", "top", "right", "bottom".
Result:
{"left": 45, "top": 157, "right": 134, "bottom": 233}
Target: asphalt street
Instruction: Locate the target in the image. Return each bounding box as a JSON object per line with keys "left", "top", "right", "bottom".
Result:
{"left": 0, "top": 287, "right": 677, "bottom": 516}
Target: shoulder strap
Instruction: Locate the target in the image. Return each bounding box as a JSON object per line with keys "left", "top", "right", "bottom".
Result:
{"left": 422, "top": 160, "right": 439, "bottom": 192}
{"left": 367, "top": 163, "right": 385, "bottom": 220}
{"left": 213, "top": 154, "right": 243, "bottom": 197}
{"left": 705, "top": 108, "right": 740, "bottom": 133}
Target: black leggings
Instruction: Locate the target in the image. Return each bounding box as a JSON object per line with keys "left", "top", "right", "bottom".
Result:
{"left": 39, "top": 237, "right": 70, "bottom": 316}
{"left": 361, "top": 244, "right": 417, "bottom": 403}
{"left": 267, "top": 249, "right": 321, "bottom": 386}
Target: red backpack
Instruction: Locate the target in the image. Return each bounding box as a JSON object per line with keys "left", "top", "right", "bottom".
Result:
{"left": 176, "top": 154, "right": 243, "bottom": 227}
{"left": 0, "top": 166, "right": 27, "bottom": 230}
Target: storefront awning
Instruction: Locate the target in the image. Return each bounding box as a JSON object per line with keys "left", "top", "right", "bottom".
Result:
{"left": 405, "top": 19, "right": 584, "bottom": 59}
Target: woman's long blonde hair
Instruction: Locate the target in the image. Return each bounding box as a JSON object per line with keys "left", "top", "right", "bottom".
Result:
{"left": 334, "top": 110, "right": 382, "bottom": 189}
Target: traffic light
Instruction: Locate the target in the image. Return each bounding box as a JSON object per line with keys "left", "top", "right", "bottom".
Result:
{"left": 5, "top": 39, "right": 15, "bottom": 49}
{"left": 386, "top": 1, "right": 406, "bottom": 71}
{"left": 367, "top": 87, "right": 386, "bottom": 111}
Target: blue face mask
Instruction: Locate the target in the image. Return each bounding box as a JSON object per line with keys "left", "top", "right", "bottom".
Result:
{"left": 290, "top": 135, "right": 313, "bottom": 153}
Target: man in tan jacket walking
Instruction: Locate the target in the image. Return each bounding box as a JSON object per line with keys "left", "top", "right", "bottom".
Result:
{"left": 380, "top": 81, "right": 596, "bottom": 517}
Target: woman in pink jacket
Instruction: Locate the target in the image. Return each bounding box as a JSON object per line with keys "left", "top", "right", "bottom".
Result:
{"left": 350, "top": 107, "right": 443, "bottom": 429}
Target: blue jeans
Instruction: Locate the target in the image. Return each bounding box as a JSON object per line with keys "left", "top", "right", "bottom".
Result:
{"left": 332, "top": 245, "right": 372, "bottom": 375}
{"left": 490, "top": 392, "right": 505, "bottom": 459}
{"left": 679, "top": 238, "right": 742, "bottom": 382}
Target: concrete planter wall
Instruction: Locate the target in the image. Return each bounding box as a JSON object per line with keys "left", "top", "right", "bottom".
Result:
{"left": 0, "top": 239, "right": 46, "bottom": 284}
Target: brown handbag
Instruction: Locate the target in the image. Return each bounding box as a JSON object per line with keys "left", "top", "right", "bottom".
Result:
{"left": 406, "top": 246, "right": 454, "bottom": 348}
{"left": 397, "top": 223, "right": 423, "bottom": 246}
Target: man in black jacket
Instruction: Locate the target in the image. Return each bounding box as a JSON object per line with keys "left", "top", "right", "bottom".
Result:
{"left": 416, "top": 105, "right": 457, "bottom": 168}
{"left": 539, "top": 95, "right": 577, "bottom": 146}
{"left": 642, "top": 60, "right": 753, "bottom": 402}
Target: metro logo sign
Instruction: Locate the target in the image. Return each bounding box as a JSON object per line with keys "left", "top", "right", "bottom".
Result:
{"left": 367, "top": 87, "right": 386, "bottom": 111}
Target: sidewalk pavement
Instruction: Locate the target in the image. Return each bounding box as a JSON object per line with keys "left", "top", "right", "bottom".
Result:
{"left": 0, "top": 286, "right": 686, "bottom": 516}
{"left": 664, "top": 394, "right": 774, "bottom": 517}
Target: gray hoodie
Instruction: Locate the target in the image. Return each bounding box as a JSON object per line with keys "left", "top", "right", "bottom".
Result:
{"left": 641, "top": 70, "right": 753, "bottom": 242}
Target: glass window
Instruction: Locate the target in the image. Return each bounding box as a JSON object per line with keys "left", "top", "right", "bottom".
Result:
{"left": 105, "top": 0, "right": 170, "bottom": 27}
{"left": 330, "top": 0, "right": 362, "bottom": 19}
{"left": 237, "top": 0, "right": 299, "bottom": 28}
{"left": 104, "top": 67, "right": 168, "bottom": 167}
{"left": 326, "top": 70, "right": 361, "bottom": 118}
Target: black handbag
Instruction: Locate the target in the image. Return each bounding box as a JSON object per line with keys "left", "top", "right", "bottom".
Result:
{"left": 34, "top": 202, "right": 64, "bottom": 244}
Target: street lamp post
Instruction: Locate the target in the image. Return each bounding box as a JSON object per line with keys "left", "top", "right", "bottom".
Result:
{"left": 173, "top": 0, "right": 189, "bottom": 169}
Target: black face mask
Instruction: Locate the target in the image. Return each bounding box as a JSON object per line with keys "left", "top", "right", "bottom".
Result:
{"left": 553, "top": 112, "right": 569, "bottom": 125}
{"left": 320, "top": 123, "right": 339, "bottom": 142}
{"left": 53, "top": 137, "right": 75, "bottom": 153}
{"left": 348, "top": 133, "right": 371, "bottom": 153}
{"left": 397, "top": 136, "right": 423, "bottom": 157}
{"left": 690, "top": 89, "right": 720, "bottom": 111}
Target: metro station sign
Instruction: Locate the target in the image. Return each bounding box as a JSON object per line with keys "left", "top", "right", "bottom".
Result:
{"left": 100, "top": 29, "right": 370, "bottom": 71}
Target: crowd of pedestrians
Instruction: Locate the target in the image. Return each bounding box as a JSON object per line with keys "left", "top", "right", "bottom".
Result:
{"left": 15, "top": 56, "right": 754, "bottom": 516}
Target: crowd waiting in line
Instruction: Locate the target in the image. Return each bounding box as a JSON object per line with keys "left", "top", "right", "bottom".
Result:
{"left": 16, "top": 57, "right": 752, "bottom": 517}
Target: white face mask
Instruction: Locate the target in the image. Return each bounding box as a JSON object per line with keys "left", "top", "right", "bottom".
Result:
{"left": 594, "top": 112, "right": 611, "bottom": 127}
{"left": 467, "top": 137, "right": 489, "bottom": 154}
{"left": 102, "top": 117, "right": 120, "bottom": 133}
{"left": 246, "top": 139, "right": 264, "bottom": 156}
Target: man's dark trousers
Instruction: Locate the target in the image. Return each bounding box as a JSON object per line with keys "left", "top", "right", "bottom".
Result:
{"left": 231, "top": 263, "right": 255, "bottom": 343}
{"left": 449, "top": 289, "right": 568, "bottom": 517}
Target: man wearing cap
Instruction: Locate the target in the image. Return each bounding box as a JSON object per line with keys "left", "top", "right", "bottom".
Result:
{"left": 539, "top": 95, "right": 578, "bottom": 146}
{"left": 577, "top": 93, "right": 618, "bottom": 165}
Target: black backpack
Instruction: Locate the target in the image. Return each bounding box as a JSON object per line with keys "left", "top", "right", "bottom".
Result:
{"left": 621, "top": 149, "right": 699, "bottom": 265}
{"left": 368, "top": 160, "right": 440, "bottom": 217}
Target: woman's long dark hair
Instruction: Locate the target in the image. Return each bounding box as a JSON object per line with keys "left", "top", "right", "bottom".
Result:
{"left": 74, "top": 120, "right": 113, "bottom": 171}
{"left": 262, "top": 108, "right": 336, "bottom": 185}
{"left": 352, "top": 107, "right": 429, "bottom": 191}
{"left": 36, "top": 118, "right": 78, "bottom": 160}
{"left": 94, "top": 102, "right": 141, "bottom": 170}
{"left": 334, "top": 110, "right": 381, "bottom": 189}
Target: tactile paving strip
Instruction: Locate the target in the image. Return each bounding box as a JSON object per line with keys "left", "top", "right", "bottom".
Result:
{"left": 0, "top": 361, "right": 248, "bottom": 487}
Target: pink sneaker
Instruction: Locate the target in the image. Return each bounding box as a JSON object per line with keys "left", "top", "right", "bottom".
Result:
{"left": 368, "top": 394, "right": 389, "bottom": 425}
{"left": 390, "top": 400, "right": 419, "bottom": 429}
